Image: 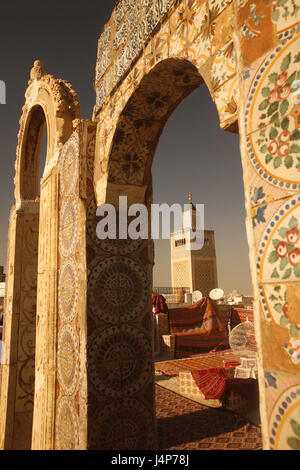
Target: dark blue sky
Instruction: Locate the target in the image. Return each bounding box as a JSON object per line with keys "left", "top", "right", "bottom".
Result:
{"left": 0, "top": 0, "right": 252, "bottom": 294}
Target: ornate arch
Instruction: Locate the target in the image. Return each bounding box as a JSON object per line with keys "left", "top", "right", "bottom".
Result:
{"left": 14, "top": 60, "right": 80, "bottom": 203}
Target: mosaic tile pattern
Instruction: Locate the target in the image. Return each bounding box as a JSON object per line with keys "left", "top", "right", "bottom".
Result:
{"left": 57, "top": 325, "right": 80, "bottom": 396}
{"left": 55, "top": 131, "right": 81, "bottom": 450}
{"left": 59, "top": 196, "right": 79, "bottom": 258}
{"left": 271, "top": 0, "right": 300, "bottom": 35}
{"left": 85, "top": 118, "right": 155, "bottom": 450}
{"left": 89, "top": 398, "right": 154, "bottom": 450}
{"left": 94, "top": 0, "right": 237, "bottom": 123}
{"left": 58, "top": 260, "right": 78, "bottom": 324}
{"left": 87, "top": 256, "right": 149, "bottom": 324}
{"left": 108, "top": 59, "right": 202, "bottom": 186}
{"left": 88, "top": 325, "right": 152, "bottom": 398}
{"left": 55, "top": 397, "right": 79, "bottom": 450}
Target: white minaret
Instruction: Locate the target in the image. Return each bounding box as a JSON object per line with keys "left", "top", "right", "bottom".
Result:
{"left": 170, "top": 193, "right": 218, "bottom": 296}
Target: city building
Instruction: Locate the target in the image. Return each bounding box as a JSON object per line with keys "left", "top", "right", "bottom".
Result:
{"left": 170, "top": 193, "right": 218, "bottom": 297}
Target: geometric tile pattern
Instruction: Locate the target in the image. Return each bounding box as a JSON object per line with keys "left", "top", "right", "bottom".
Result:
{"left": 85, "top": 122, "right": 155, "bottom": 450}
{"left": 94, "top": 0, "right": 239, "bottom": 134}
{"left": 108, "top": 59, "right": 203, "bottom": 186}
{"left": 56, "top": 131, "right": 80, "bottom": 450}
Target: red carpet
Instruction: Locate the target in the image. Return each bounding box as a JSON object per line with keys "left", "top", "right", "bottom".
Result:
{"left": 155, "top": 385, "right": 262, "bottom": 450}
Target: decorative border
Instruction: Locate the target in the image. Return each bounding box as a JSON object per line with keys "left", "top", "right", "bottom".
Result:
{"left": 257, "top": 195, "right": 300, "bottom": 278}
{"left": 269, "top": 385, "right": 300, "bottom": 450}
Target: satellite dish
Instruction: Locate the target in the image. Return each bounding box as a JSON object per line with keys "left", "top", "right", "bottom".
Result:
{"left": 209, "top": 288, "right": 224, "bottom": 301}
{"left": 192, "top": 290, "right": 203, "bottom": 303}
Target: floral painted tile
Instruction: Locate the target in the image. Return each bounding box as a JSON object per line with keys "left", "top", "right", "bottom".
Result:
{"left": 208, "top": 0, "right": 233, "bottom": 18}
{"left": 211, "top": 40, "right": 236, "bottom": 92}
{"left": 198, "top": 1, "right": 221, "bottom": 44}
{"left": 121, "top": 58, "right": 145, "bottom": 100}
{"left": 270, "top": 0, "right": 300, "bottom": 35}
{"left": 245, "top": 30, "right": 300, "bottom": 135}
{"left": 144, "top": 21, "right": 169, "bottom": 73}
{"left": 248, "top": 170, "right": 290, "bottom": 210}
{"left": 247, "top": 109, "right": 300, "bottom": 191}
{"left": 250, "top": 196, "right": 284, "bottom": 253}
{"left": 109, "top": 143, "right": 147, "bottom": 186}
{"left": 257, "top": 195, "right": 300, "bottom": 284}
{"left": 210, "top": 1, "right": 234, "bottom": 56}
{"left": 259, "top": 282, "right": 300, "bottom": 343}
{"left": 259, "top": 283, "right": 288, "bottom": 323}
{"left": 269, "top": 383, "right": 300, "bottom": 449}
{"left": 213, "top": 74, "right": 239, "bottom": 128}
{"left": 186, "top": 37, "right": 211, "bottom": 71}
{"left": 263, "top": 371, "right": 300, "bottom": 450}
{"left": 186, "top": 2, "right": 212, "bottom": 68}
{"left": 237, "top": 0, "right": 276, "bottom": 67}
{"left": 169, "top": 0, "right": 212, "bottom": 54}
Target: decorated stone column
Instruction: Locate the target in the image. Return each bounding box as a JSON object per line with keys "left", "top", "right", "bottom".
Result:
{"left": 0, "top": 203, "right": 39, "bottom": 449}
{"left": 0, "top": 61, "right": 80, "bottom": 450}
{"left": 233, "top": 0, "right": 300, "bottom": 450}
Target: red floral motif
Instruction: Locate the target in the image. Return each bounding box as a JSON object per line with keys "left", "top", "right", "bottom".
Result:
{"left": 279, "top": 130, "right": 290, "bottom": 142}
{"left": 268, "top": 140, "right": 278, "bottom": 155}
{"left": 268, "top": 88, "right": 279, "bottom": 105}
{"left": 276, "top": 72, "right": 288, "bottom": 87}
{"left": 268, "top": 72, "right": 291, "bottom": 104}
{"left": 268, "top": 130, "right": 291, "bottom": 158}
{"left": 177, "top": 3, "right": 196, "bottom": 39}
{"left": 283, "top": 302, "right": 288, "bottom": 318}
{"left": 269, "top": 216, "right": 300, "bottom": 282}
{"left": 287, "top": 227, "right": 300, "bottom": 245}
{"left": 278, "top": 142, "right": 290, "bottom": 157}
{"left": 200, "top": 6, "right": 220, "bottom": 40}
{"left": 276, "top": 241, "right": 288, "bottom": 258}
{"left": 288, "top": 247, "right": 300, "bottom": 267}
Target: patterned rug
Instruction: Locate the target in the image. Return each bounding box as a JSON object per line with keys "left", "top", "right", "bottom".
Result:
{"left": 168, "top": 298, "right": 229, "bottom": 357}
{"left": 155, "top": 349, "right": 240, "bottom": 376}
{"left": 155, "top": 385, "right": 262, "bottom": 450}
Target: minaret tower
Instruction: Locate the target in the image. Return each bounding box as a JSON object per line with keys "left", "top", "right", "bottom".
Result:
{"left": 170, "top": 193, "right": 218, "bottom": 296}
